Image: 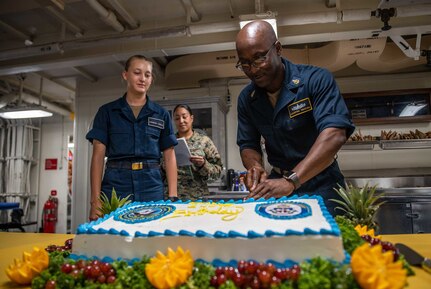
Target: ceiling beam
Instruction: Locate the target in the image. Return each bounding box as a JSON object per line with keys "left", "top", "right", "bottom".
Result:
{"left": 0, "top": 76, "right": 72, "bottom": 110}
{"left": 0, "top": 20, "right": 32, "bottom": 41}
{"left": 44, "top": 6, "right": 84, "bottom": 37}
{"left": 112, "top": 61, "right": 125, "bottom": 71}
{"left": 72, "top": 67, "right": 98, "bottom": 82}
{"left": 36, "top": 72, "right": 76, "bottom": 92}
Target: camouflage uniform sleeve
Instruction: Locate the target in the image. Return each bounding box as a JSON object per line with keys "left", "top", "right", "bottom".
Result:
{"left": 196, "top": 135, "right": 223, "bottom": 182}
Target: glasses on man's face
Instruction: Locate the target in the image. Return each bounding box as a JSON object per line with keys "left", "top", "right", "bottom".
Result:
{"left": 235, "top": 41, "right": 278, "bottom": 72}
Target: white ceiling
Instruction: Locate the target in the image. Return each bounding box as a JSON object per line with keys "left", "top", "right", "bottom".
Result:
{"left": 0, "top": 0, "right": 430, "bottom": 114}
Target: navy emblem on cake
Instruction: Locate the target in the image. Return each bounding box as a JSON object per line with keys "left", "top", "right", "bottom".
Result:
{"left": 255, "top": 201, "right": 311, "bottom": 220}
{"left": 114, "top": 205, "right": 175, "bottom": 224}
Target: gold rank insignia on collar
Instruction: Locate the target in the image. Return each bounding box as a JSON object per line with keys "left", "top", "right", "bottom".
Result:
{"left": 292, "top": 79, "right": 300, "bottom": 85}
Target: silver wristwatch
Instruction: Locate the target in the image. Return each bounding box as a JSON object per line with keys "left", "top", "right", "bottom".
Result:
{"left": 282, "top": 171, "right": 301, "bottom": 190}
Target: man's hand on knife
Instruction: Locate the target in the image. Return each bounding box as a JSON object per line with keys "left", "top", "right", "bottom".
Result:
{"left": 245, "top": 166, "right": 267, "bottom": 192}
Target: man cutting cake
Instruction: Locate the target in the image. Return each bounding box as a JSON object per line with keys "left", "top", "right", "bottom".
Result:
{"left": 235, "top": 20, "right": 355, "bottom": 215}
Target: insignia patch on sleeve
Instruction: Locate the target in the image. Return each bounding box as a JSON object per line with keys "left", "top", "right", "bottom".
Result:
{"left": 288, "top": 98, "right": 313, "bottom": 118}
{"left": 148, "top": 117, "right": 165, "bottom": 129}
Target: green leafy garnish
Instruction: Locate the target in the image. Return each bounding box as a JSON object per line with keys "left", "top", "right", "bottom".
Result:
{"left": 336, "top": 215, "right": 365, "bottom": 255}
{"left": 97, "top": 187, "right": 131, "bottom": 217}
{"left": 298, "top": 257, "right": 360, "bottom": 289}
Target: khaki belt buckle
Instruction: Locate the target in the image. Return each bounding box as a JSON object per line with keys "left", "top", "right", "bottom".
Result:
{"left": 132, "top": 162, "right": 143, "bottom": 170}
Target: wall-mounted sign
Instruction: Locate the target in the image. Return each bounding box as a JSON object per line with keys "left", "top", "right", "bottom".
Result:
{"left": 45, "top": 158, "right": 58, "bottom": 170}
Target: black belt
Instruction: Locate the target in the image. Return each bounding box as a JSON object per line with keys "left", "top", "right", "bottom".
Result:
{"left": 106, "top": 160, "right": 160, "bottom": 170}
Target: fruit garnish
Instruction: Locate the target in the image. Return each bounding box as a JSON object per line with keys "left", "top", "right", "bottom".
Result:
{"left": 331, "top": 183, "right": 384, "bottom": 230}
{"left": 211, "top": 261, "right": 300, "bottom": 288}
{"left": 351, "top": 243, "right": 407, "bottom": 289}
{"left": 5, "top": 247, "right": 49, "bottom": 285}
{"left": 145, "top": 247, "right": 193, "bottom": 289}
{"left": 355, "top": 224, "right": 381, "bottom": 240}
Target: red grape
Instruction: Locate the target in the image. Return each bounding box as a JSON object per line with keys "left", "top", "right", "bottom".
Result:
{"left": 210, "top": 275, "right": 218, "bottom": 287}
{"left": 270, "top": 275, "right": 281, "bottom": 286}
{"left": 266, "top": 263, "right": 276, "bottom": 275}
{"left": 61, "top": 263, "right": 72, "bottom": 274}
{"left": 217, "top": 274, "right": 227, "bottom": 286}
{"left": 274, "top": 268, "right": 288, "bottom": 280}
{"left": 83, "top": 265, "right": 93, "bottom": 278}
{"left": 69, "top": 269, "right": 81, "bottom": 279}
{"left": 75, "top": 260, "right": 87, "bottom": 269}
{"left": 245, "top": 260, "right": 258, "bottom": 274}
{"left": 106, "top": 275, "right": 116, "bottom": 284}
{"left": 90, "top": 265, "right": 101, "bottom": 279}
{"left": 258, "top": 270, "right": 271, "bottom": 285}
{"left": 215, "top": 266, "right": 225, "bottom": 276}
{"left": 232, "top": 272, "right": 245, "bottom": 287}
{"left": 97, "top": 274, "right": 107, "bottom": 284}
{"left": 225, "top": 266, "right": 237, "bottom": 279}
{"left": 106, "top": 268, "right": 116, "bottom": 277}
{"left": 45, "top": 280, "right": 56, "bottom": 289}
{"left": 290, "top": 268, "right": 300, "bottom": 280}
{"left": 249, "top": 277, "right": 260, "bottom": 289}
{"left": 100, "top": 262, "right": 112, "bottom": 274}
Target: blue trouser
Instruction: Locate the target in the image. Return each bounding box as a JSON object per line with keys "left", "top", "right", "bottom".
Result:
{"left": 101, "top": 167, "right": 164, "bottom": 202}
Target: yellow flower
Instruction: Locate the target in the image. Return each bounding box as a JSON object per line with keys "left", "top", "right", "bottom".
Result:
{"left": 5, "top": 247, "right": 49, "bottom": 285}
{"left": 351, "top": 243, "right": 407, "bottom": 289}
{"left": 145, "top": 247, "right": 194, "bottom": 289}
{"left": 355, "top": 224, "right": 381, "bottom": 240}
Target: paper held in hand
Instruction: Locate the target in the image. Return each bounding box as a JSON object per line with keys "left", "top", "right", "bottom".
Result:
{"left": 174, "top": 137, "right": 192, "bottom": 166}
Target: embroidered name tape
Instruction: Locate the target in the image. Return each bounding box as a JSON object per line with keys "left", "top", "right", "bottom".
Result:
{"left": 288, "top": 98, "right": 312, "bottom": 118}
{"left": 148, "top": 117, "right": 165, "bottom": 129}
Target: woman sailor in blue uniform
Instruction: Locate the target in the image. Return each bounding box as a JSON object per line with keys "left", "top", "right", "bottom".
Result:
{"left": 86, "top": 55, "right": 178, "bottom": 221}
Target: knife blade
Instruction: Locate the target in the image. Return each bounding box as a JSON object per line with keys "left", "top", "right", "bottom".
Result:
{"left": 395, "top": 243, "right": 431, "bottom": 274}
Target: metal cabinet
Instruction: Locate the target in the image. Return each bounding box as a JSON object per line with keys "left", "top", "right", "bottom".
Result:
{"left": 376, "top": 195, "right": 431, "bottom": 234}
{"left": 411, "top": 202, "right": 431, "bottom": 234}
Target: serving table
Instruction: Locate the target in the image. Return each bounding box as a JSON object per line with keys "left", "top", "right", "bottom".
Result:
{"left": 1, "top": 232, "right": 430, "bottom": 289}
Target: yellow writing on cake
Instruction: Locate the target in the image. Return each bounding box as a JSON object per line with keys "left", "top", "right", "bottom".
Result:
{"left": 162, "top": 202, "right": 244, "bottom": 221}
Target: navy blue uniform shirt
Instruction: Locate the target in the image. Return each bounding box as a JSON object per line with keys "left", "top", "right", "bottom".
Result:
{"left": 237, "top": 58, "right": 355, "bottom": 211}
{"left": 86, "top": 95, "right": 177, "bottom": 202}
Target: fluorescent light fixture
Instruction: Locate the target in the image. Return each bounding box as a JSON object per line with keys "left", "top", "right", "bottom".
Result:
{"left": 239, "top": 11, "right": 278, "bottom": 37}
{"left": 0, "top": 106, "right": 53, "bottom": 119}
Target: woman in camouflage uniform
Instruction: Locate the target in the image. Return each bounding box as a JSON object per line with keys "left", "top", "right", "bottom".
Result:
{"left": 173, "top": 104, "right": 223, "bottom": 200}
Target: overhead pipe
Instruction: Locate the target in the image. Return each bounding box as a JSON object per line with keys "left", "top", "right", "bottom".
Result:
{"left": 396, "top": 4, "right": 431, "bottom": 17}
{"left": 106, "top": 0, "right": 139, "bottom": 29}
{"left": 86, "top": 0, "right": 125, "bottom": 32}
{"left": 180, "top": 0, "right": 201, "bottom": 23}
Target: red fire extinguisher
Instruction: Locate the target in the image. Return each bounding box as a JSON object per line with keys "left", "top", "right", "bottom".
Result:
{"left": 43, "top": 190, "right": 58, "bottom": 233}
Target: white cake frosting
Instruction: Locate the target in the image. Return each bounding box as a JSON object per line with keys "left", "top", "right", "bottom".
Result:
{"left": 72, "top": 195, "right": 345, "bottom": 266}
